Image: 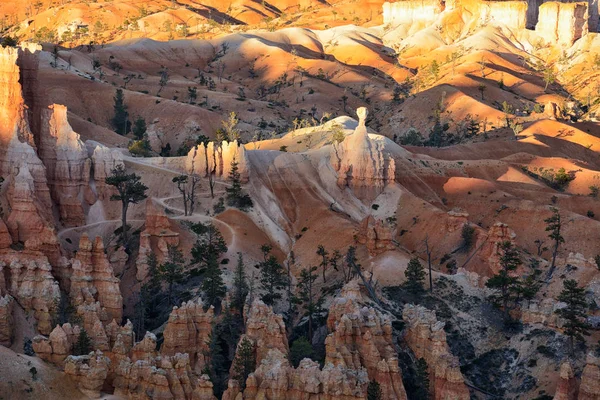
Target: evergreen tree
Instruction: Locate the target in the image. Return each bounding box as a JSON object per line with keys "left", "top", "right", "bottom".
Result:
{"left": 258, "top": 245, "right": 287, "bottom": 306}
{"left": 105, "top": 165, "right": 148, "bottom": 244}
{"left": 158, "top": 245, "right": 186, "bottom": 307}
{"left": 296, "top": 265, "right": 323, "bottom": 341}
{"left": 231, "top": 337, "right": 255, "bottom": 390}
{"left": 404, "top": 257, "right": 426, "bottom": 294}
{"left": 316, "top": 244, "right": 329, "bottom": 282}
{"left": 545, "top": 207, "right": 564, "bottom": 276}
{"left": 73, "top": 329, "right": 92, "bottom": 356}
{"left": 225, "top": 158, "right": 253, "bottom": 211}
{"left": 485, "top": 241, "right": 522, "bottom": 324}
{"left": 556, "top": 279, "right": 590, "bottom": 354}
{"left": 132, "top": 116, "right": 147, "bottom": 140}
{"left": 414, "top": 358, "right": 430, "bottom": 400}
{"left": 290, "top": 337, "right": 315, "bottom": 367}
{"left": 201, "top": 255, "right": 226, "bottom": 310}
{"left": 111, "top": 88, "right": 129, "bottom": 135}
{"left": 367, "top": 380, "right": 383, "bottom": 400}
{"left": 190, "top": 222, "right": 227, "bottom": 270}
{"left": 232, "top": 252, "right": 249, "bottom": 312}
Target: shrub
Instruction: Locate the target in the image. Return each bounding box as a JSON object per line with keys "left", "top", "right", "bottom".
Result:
{"left": 461, "top": 224, "right": 475, "bottom": 251}
{"left": 588, "top": 210, "right": 595, "bottom": 218}
{"left": 290, "top": 337, "right": 315, "bottom": 367}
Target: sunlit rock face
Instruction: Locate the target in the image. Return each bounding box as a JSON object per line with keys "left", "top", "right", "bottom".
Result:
{"left": 333, "top": 107, "right": 395, "bottom": 202}
{"left": 536, "top": 2, "right": 588, "bottom": 46}
{"left": 185, "top": 139, "right": 248, "bottom": 182}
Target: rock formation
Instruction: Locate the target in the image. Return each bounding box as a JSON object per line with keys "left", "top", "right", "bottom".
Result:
{"left": 382, "top": 0, "right": 444, "bottom": 27}
{"left": 38, "top": 104, "right": 92, "bottom": 227}
{"left": 521, "top": 298, "right": 566, "bottom": 328}
{"left": 64, "top": 350, "right": 111, "bottom": 399}
{"left": 357, "top": 215, "right": 396, "bottom": 256}
{"left": 70, "top": 234, "right": 123, "bottom": 323}
{"left": 479, "top": 222, "right": 516, "bottom": 274}
{"left": 185, "top": 139, "right": 249, "bottom": 182}
{"left": 402, "top": 304, "right": 470, "bottom": 400}
{"left": 114, "top": 352, "right": 217, "bottom": 400}
{"left": 160, "top": 299, "right": 214, "bottom": 373}
{"left": 536, "top": 2, "right": 588, "bottom": 46}
{"left": 32, "top": 323, "right": 79, "bottom": 365}
{"left": 326, "top": 281, "right": 407, "bottom": 400}
{"left": 0, "top": 258, "right": 60, "bottom": 335}
{"left": 553, "top": 362, "right": 578, "bottom": 400}
{"left": 333, "top": 108, "right": 395, "bottom": 202}
{"left": 86, "top": 140, "right": 124, "bottom": 202}
{"left": 137, "top": 200, "right": 179, "bottom": 281}
{"left": 224, "top": 282, "right": 407, "bottom": 400}
{"left": 578, "top": 353, "right": 600, "bottom": 400}
{"left": 0, "top": 294, "right": 14, "bottom": 346}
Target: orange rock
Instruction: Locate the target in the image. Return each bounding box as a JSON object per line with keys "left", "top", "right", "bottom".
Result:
{"left": 64, "top": 350, "right": 110, "bottom": 399}
{"left": 161, "top": 299, "right": 214, "bottom": 373}
{"left": 579, "top": 353, "right": 600, "bottom": 400}
{"left": 553, "top": 361, "right": 578, "bottom": 400}
{"left": 402, "top": 304, "right": 470, "bottom": 400}
{"left": 357, "top": 215, "right": 396, "bottom": 256}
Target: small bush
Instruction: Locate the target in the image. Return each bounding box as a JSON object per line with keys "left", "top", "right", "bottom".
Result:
{"left": 461, "top": 224, "right": 476, "bottom": 251}
{"left": 588, "top": 210, "right": 595, "bottom": 218}
{"left": 290, "top": 337, "right": 315, "bottom": 367}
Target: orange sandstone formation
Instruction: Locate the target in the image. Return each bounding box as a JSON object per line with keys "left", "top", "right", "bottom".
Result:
{"left": 579, "top": 353, "right": 600, "bottom": 400}
{"left": 357, "top": 215, "right": 396, "bottom": 256}
{"left": 553, "top": 362, "right": 578, "bottom": 400}
{"left": 536, "top": 2, "right": 588, "bottom": 46}
{"left": 185, "top": 140, "right": 249, "bottom": 182}
{"left": 402, "top": 304, "right": 470, "bottom": 400}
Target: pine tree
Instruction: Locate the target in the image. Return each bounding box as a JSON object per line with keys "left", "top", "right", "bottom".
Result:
{"left": 158, "top": 245, "right": 186, "bottom": 307}
{"left": 414, "top": 358, "right": 430, "bottom": 400}
{"left": 132, "top": 116, "right": 147, "bottom": 140}
{"left": 290, "top": 337, "right": 315, "bottom": 367}
{"left": 367, "top": 380, "right": 383, "bottom": 400}
{"left": 485, "top": 241, "right": 522, "bottom": 324}
{"left": 73, "top": 329, "right": 92, "bottom": 356}
{"left": 258, "top": 245, "right": 287, "bottom": 306}
{"left": 404, "top": 257, "right": 426, "bottom": 294}
{"left": 316, "top": 244, "right": 329, "bottom": 282}
{"left": 190, "top": 222, "right": 227, "bottom": 270}
{"left": 545, "top": 207, "right": 564, "bottom": 276}
{"left": 201, "top": 255, "right": 226, "bottom": 310}
{"left": 105, "top": 165, "right": 148, "bottom": 244}
{"left": 556, "top": 279, "right": 590, "bottom": 354}
{"left": 111, "top": 88, "right": 129, "bottom": 135}
{"left": 232, "top": 252, "right": 248, "bottom": 312}
{"left": 225, "top": 158, "right": 253, "bottom": 211}
{"left": 296, "top": 265, "right": 323, "bottom": 341}
{"left": 231, "top": 337, "right": 255, "bottom": 390}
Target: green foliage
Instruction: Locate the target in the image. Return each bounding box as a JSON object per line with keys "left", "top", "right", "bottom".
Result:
{"left": 397, "top": 127, "right": 424, "bottom": 146}
{"left": 201, "top": 255, "right": 226, "bottom": 310}
{"left": 157, "top": 245, "right": 186, "bottom": 307}
{"left": 590, "top": 185, "right": 600, "bottom": 198}
{"left": 232, "top": 253, "right": 249, "bottom": 312}
{"left": 404, "top": 257, "right": 426, "bottom": 294}
{"left": 190, "top": 222, "right": 228, "bottom": 269}
{"left": 132, "top": 116, "right": 147, "bottom": 140}
{"left": 105, "top": 165, "right": 148, "bottom": 242}
{"left": 213, "top": 197, "right": 225, "bottom": 214}
{"left": 258, "top": 245, "right": 287, "bottom": 306}
{"left": 296, "top": 265, "right": 324, "bottom": 340}
{"left": 290, "top": 337, "right": 315, "bottom": 367}
{"left": 23, "top": 337, "right": 35, "bottom": 356}
{"left": 29, "top": 367, "right": 38, "bottom": 381}
{"left": 331, "top": 123, "right": 346, "bottom": 144}
{"left": 73, "top": 329, "right": 92, "bottom": 356}
{"left": 112, "top": 89, "right": 129, "bottom": 135}
{"left": 414, "top": 358, "right": 430, "bottom": 400}
{"left": 485, "top": 241, "right": 522, "bottom": 323}
{"left": 556, "top": 279, "right": 590, "bottom": 353}
{"left": 461, "top": 224, "right": 475, "bottom": 251}
{"left": 128, "top": 136, "right": 152, "bottom": 157}
{"left": 367, "top": 380, "right": 383, "bottom": 400}
{"left": 231, "top": 337, "right": 255, "bottom": 390}
{"left": 429, "top": 60, "right": 440, "bottom": 81}
{"left": 545, "top": 207, "right": 564, "bottom": 272}
{"left": 0, "top": 36, "right": 18, "bottom": 48}
{"left": 225, "top": 159, "right": 253, "bottom": 211}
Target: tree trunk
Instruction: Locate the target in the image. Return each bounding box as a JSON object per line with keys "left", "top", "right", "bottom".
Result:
{"left": 122, "top": 202, "right": 129, "bottom": 244}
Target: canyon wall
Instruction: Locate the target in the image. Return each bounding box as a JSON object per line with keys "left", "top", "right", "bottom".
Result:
{"left": 403, "top": 304, "right": 470, "bottom": 400}
{"left": 536, "top": 2, "right": 589, "bottom": 46}
{"left": 383, "top": 0, "right": 445, "bottom": 26}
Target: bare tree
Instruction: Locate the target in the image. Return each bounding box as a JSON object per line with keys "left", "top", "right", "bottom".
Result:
{"left": 172, "top": 174, "right": 201, "bottom": 216}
